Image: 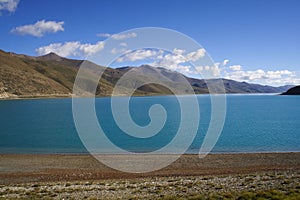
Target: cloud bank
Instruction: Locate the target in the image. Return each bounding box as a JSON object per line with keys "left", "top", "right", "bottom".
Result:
{"left": 224, "top": 65, "right": 300, "bottom": 85}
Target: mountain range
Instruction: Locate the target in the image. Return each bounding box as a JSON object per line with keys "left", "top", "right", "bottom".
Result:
{"left": 0, "top": 49, "right": 294, "bottom": 99}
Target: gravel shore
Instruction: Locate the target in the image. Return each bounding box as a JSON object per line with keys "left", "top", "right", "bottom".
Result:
{"left": 0, "top": 152, "right": 299, "bottom": 199}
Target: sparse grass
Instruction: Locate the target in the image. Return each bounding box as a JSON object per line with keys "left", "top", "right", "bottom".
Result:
{"left": 0, "top": 172, "right": 299, "bottom": 200}
{"left": 1, "top": 188, "right": 299, "bottom": 200}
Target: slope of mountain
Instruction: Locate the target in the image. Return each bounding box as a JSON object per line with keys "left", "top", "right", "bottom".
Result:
{"left": 281, "top": 85, "right": 300, "bottom": 95}
{"left": 0, "top": 50, "right": 294, "bottom": 98}
{"left": 0, "top": 50, "right": 117, "bottom": 98}
{"left": 0, "top": 50, "right": 72, "bottom": 98}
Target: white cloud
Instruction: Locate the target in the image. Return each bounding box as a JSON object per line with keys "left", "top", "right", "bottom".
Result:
{"left": 214, "top": 62, "right": 220, "bottom": 68}
{"left": 156, "top": 52, "right": 186, "bottom": 65}
{"left": 222, "top": 59, "right": 229, "bottom": 66}
{"left": 195, "top": 65, "right": 220, "bottom": 76}
{"left": 115, "top": 48, "right": 205, "bottom": 63}
{"left": 195, "top": 66, "right": 204, "bottom": 72}
{"left": 36, "top": 41, "right": 105, "bottom": 57}
{"left": 265, "top": 77, "right": 300, "bottom": 85}
{"left": 116, "top": 49, "right": 162, "bottom": 62}
{"left": 110, "top": 47, "right": 128, "bottom": 54}
{"left": 97, "top": 32, "right": 137, "bottom": 40}
{"left": 0, "top": 0, "right": 19, "bottom": 13}
{"left": 185, "top": 48, "right": 206, "bottom": 61}
{"left": 79, "top": 41, "right": 105, "bottom": 56}
{"left": 173, "top": 48, "right": 185, "bottom": 55}
{"left": 224, "top": 65, "right": 299, "bottom": 85}
{"left": 36, "top": 42, "right": 80, "bottom": 57}
{"left": 152, "top": 53, "right": 189, "bottom": 73}
{"left": 110, "top": 42, "right": 129, "bottom": 54}
{"left": 97, "top": 33, "right": 111, "bottom": 38}
{"left": 114, "top": 48, "right": 208, "bottom": 75}
{"left": 229, "top": 65, "right": 242, "bottom": 71}
{"left": 176, "top": 65, "right": 193, "bottom": 74}
{"left": 119, "top": 42, "right": 127, "bottom": 47}
{"left": 11, "top": 20, "right": 64, "bottom": 37}
{"left": 152, "top": 48, "right": 206, "bottom": 74}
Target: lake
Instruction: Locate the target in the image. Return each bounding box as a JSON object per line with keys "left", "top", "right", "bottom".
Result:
{"left": 0, "top": 94, "right": 299, "bottom": 154}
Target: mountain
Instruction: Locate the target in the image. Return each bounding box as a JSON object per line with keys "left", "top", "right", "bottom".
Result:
{"left": 36, "top": 52, "right": 84, "bottom": 67}
{"left": 281, "top": 85, "right": 300, "bottom": 95}
{"left": 0, "top": 50, "right": 116, "bottom": 98}
{"left": 0, "top": 50, "right": 72, "bottom": 98}
{"left": 0, "top": 50, "right": 295, "bottom": 99}
{"left": 190, "top": 79, "right": 293, "bottom": 94}
{"left": 117, "top": 65, "right": 293, "bottom": 94}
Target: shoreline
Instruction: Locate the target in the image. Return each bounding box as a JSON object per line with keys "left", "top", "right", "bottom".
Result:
{"left": 0, "top": 92, "right": 287, "bottom": 101}
{"left": 1, "top": 150, "right": 300, "bottom": 155}
{"left": 0, "top": 94, "right": 72, "bottom": 101}
{"left": 1, "top": 152, "right": 299, "bottom": 185}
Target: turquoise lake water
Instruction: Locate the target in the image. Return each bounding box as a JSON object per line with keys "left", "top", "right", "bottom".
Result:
{"left": 0, "top": 95, "right": 299, "bottom": 154}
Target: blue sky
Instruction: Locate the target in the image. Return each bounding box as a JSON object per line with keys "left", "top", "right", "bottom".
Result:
{"left": 1, "top": 0, "right": 300, "bottom": 86}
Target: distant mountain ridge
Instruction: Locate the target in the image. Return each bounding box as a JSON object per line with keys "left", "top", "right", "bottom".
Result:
{"left": 116, "top": 65, "right": 293, "bottom": 94}
{"left": 0, "top": 50, "right": 294, "bottom": 99}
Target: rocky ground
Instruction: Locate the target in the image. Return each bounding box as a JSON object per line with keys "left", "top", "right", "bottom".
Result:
{"left": 0, "top": 171, "right": 299, "bottom": 199}
{"left": 1, "top": 153, "right": 300, "bottom": 199}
